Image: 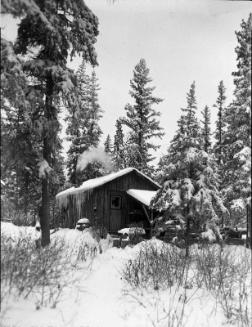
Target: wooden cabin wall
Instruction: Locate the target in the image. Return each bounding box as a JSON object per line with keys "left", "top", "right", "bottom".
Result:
{"left": 62, "top": 170, "right": 159, "bottom": 230}
{"left": 100, "top": 170, "right": 158, "bottom": 231}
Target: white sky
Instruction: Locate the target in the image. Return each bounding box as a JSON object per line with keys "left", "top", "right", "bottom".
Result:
{"left": 1, "top": 0, "right": 251, "bottom": 163}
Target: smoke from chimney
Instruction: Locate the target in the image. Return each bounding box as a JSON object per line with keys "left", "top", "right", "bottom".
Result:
{"left": 76, "top": 147, "right": 114, "bottom": 173}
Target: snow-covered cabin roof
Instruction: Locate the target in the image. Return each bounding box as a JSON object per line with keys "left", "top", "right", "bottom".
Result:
{"left": 56, "top": 167, "right": 160, "bottom": 200}
{"left": 126, "top": 189, "right": 158, "bottom": 207}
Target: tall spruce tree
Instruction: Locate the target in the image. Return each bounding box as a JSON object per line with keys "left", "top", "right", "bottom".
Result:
{"left": 1, "top": 39, "right": 44, "bottom": 223}
{"left": 151, "top": 82, "right": 228, "bottom": 255}
{"left": 113, "top": 119, "right": 126, "bottom": 170}
{"left": 88, "top": 69, "right": 103, "bottom": 149}
{"left": 201, "top": 105, "right": 211, "bottom": 153}
{"left": 221, "top": 14, "right": 251, "bottom": 226}
{"left": 180, "top": 81, "right": 200, "bottom": 148}
{"left": 153, "top": 153, "right": 170, "bottom": 184}
{"left": 213, "top": 81, "right": 226, "bottom": 165}
{"left": 2, "top": 37, "right": 66, "bottom": 226}
{"left": 66, "top": 62, "right": 102, "bottom": 186}
{"left": 13, "top": 0, "right": 99, "bottom": 245}
{"left": 121, "top": 58, "right": 164, "bottom": 174}
{"left": 104, "top": 134, "right": 113, "bottom": 153}
{"left": 66, "top": 60, "right": 90, "bottom": 186}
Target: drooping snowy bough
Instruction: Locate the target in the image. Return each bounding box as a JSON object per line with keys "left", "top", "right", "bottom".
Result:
{"left": 151, "top": 82, "right": 229, "bottom": 241}
{"left": 151, "top": 147, "right": 229, "bottom": 240}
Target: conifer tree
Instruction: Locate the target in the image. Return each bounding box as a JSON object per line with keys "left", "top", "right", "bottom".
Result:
{"left": 66, "top": 62, "right": 102, "bottom": 186}
{"left": 66, "top": 61, "right": 90, "bottom": 186}
{"left": 151, "top": 82, "right": 228, "bottom": 255}
{"left": 213, "top": 81, "right": 226, "bottom": 165}
{"left": 13, "top": 0, "right": 99, "bottom": 245}
{"left": 88, "top": 69, "right": 103, "bottom": 148}
{"left": 201, "top": 105, "right": 211, "bottom": 153}
{"left": 2, "top": 37, "right": 66, "bottom": 226}
{"left": 121, "top": 58, "right": 164, "bottom": 174}
{"left": 153, "top": 153, "right": 169, "bottom": 184}
{"left": 221, "top": 14, "right": 251, "bottom": 225}
{"left": 1, "top": 39, "right": 44, "bottom": 222}
{"left": 2, "top": 0, "right": 44, "bottom": 16}
{"left": 113, "top": 119, "right": 126, "bottom": 170}
{"left": 104, "top": 134, "right": 113, "bottom": 153}
{"left": 180, "top": 81, "right": 200, "bottom": 148}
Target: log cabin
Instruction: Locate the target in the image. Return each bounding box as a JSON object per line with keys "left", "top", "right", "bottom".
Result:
{"left": 56, "top": 168, "right": 160, "bottom": 235}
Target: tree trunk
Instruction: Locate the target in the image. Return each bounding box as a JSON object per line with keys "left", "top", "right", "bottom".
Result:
{"left": 40, "top": 77, "right": 54, "bottom": 246}
{"left": 185, "top": 207, "right": 190, "bottom": 257}
{"left": 41, "top": 172, "right": 50, "bottom": 246}
{"left": 73, "top": 156, "right": 78, "bottom": 186}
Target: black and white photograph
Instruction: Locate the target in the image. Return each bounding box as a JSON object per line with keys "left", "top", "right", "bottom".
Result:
{"left": 1, "top": 0, "right": 251, "bottom": 326}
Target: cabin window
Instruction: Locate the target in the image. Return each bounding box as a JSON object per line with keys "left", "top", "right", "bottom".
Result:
{"left": 111, "top": 195, "right": 122, "bottom": 209}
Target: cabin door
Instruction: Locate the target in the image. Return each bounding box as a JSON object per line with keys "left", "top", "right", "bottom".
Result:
{"left": 110, "top": 192, "right": 123, "bottom": 232}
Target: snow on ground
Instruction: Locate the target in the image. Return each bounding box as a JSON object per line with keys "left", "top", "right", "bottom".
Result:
{"left": 1, "top": 222, "right": 251, "bottom": 327}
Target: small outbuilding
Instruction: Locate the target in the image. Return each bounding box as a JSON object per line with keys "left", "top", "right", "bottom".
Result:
{"left": 56, "top": 168, "right": 160, "bottom": 235}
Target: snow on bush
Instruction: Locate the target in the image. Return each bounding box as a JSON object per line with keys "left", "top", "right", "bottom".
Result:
{"left": 200, "top": 229, "right": 216, "bottom": 243}
{"left": 0, "top": 222, "right": 112, "bottom": 309}
{"left": 192, "top": 243, "right": 251, "bottom": 325}
{"left": 1, "top": 221, "right": 39, "bottom": 240}
{"left": 231, "top": 198, "right": 246, "bottom": 212}
{"left": 122, "top": 238, "right": 251, "bottom": 326}
{"left": 122, "top": 239, "right": 188, "bottom": 290}
{"left": 1, "top": 222, "right": 112, "bottom": 258}
{"left": 1, "top": 232, "right": 70, "bottom": 309}
{"left": 51, "top": 228, "right": 100, "bottom": 262}
{"left": 118, "top": 227, "right": 146, "bottom": 236}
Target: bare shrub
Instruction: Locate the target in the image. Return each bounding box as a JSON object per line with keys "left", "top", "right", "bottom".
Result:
{"left": 122, "top": 241, "right": 189, "bottom": 290}
{"left": 122, "top": 240, "right": 251, "bottom": 326}
{"left": 1, "top": 233, "right": 66, "bottom": 307}
{"left": 192, "top": 243, "right": 221, "bottom": 289}
{"left": 1, "top": 229, "right": 98, "bottom": 309}
{"left": 75, "top": 241, "right": 98, "bottom": 261}
{"left": 122, "top": 240, "right": 193, "bottom": 327}
{"left": 1, "top": 233, "right": 36, "bottom": 301}
{"left": 123, "top": 287, "right": 189, "bottom": 327}
{"left": 193, "top": 244, "right": 251, "bottom": 326}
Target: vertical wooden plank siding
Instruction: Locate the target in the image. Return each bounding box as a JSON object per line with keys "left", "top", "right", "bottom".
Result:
{"left": 62, "top": 170, "right": 159, "bottom": 231}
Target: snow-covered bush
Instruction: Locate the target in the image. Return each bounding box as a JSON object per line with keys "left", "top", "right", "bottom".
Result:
{"left": 122, "top": 240, "right": 189, "bottom": 290}
{"left": 54, "top": 228, "right": 101, "bottom": 262}
{"left": 118, "top": 227, "right": 146, "bottom": 245}
{"left": 0, "top": 223, "right": 107, "bottom": 309}
{"left": 200, "top": 229, "right": 217, "bottom": 243}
